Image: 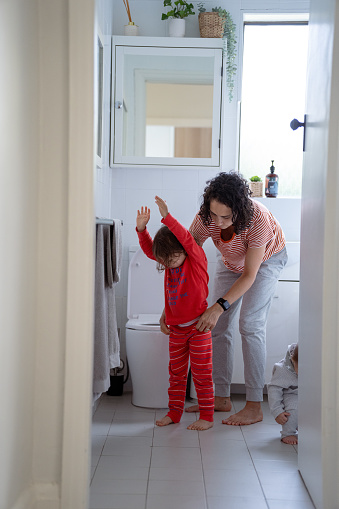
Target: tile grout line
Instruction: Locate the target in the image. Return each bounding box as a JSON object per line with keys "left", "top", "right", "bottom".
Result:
{"left": 144, "top": 410, "right": 157, "bottom": 509}
{"left": 198, "top": 426, "right": 209, "bottom": 509}
{"left": 90, "top": 402, "right": 116, "bottom": 486}
{"left": 239, "top": 421, "right": 273, "bottom": 509}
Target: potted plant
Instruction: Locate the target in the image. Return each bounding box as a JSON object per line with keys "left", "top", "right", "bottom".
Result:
{"left": 197, "top": 3, "right": 237, "bottom": 102}
{"left": 249, "top": 176, "right": 263, "bottom": 197}
{"left": 161, "top": 0, "right": 195, "bottom": 37}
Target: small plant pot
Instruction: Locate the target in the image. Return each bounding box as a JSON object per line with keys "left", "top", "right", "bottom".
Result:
{"left": 168, "top": 18, "right": 186, "bottom": 37}
{"left": 124, "top": 22, "right": 139, "bottom": 36}
{"left": 249, "top": 181, "right": 263, "bottom": 197}
{"left": 198, "top": 12, "right": 225, "bottom": 38}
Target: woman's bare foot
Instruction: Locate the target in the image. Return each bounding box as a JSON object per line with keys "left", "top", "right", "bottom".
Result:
{"left": 222, "top": 401, "right": 263, "bottom": 426}
{"left": 156, "top": 415, "right": 174, "bottom": 427}
{"left": 185, "top": 396, "right": 232, "bottom": 413}
{"left": 281, "top": 435, "right": 298, "bottom": 444}
{"left": 187, "top": 419, "right": 214, "bottom": 431}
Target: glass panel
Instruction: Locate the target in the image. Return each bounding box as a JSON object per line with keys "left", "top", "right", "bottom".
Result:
{"left": 239, "top": 24, "right": 309, "bottom": 197}
{"left": 122, "top": 51, "right": 215, "bottom": 158}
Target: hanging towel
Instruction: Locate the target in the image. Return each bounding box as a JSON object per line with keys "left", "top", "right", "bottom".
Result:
{"left": 112, "top": 219, "right": 122, "bottom": 284}
{"left": 108, "top": 220, "right": 122, "bottom": 369}
{"left": 93, "top": 224, "right": 111, "bottom": 395}
{"left": 93, "top": 221, "right": 122, "bottom": 397}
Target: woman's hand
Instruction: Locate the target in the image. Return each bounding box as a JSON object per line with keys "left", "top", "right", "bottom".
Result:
{"left": 155, "top": 196, "right": 168, "bottom": 218}
{"left": 136, "top": 206, "right": 150, "bottom": 232}
{"left": 159, "top": 309, "right": 170, "bottom": 335}
{"left": 196, "top": 303, "right": 224, "bottom": 333}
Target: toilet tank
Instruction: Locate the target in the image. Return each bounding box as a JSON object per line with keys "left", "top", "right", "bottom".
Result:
{"left": 127, "top": 246, "right": 165, "bottom": 319}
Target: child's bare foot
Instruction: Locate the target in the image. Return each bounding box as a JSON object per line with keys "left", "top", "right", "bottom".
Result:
{"left": 281, "top": 435, "right": 298, "bottom": 445}
{"left": 156, "top": 415, "right": 174, "bottom": 427}
{"left": 185, "top": 396, "right": 232, "bottom": 413}
{"left": 222, "top": 401, "right": 263, "bottom": 426}
{"left": 187, "top": 419, "right": 214, "bottom": 431}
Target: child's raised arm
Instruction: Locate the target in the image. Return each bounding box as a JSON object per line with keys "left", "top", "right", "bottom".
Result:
{"left": 136, "top": 206, "right": 150, "bottom": 232}
{"left": 155, "top": 196, "right": 168, "bottom": 218}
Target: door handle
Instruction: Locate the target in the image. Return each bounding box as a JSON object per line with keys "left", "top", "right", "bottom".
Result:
{"left": 290, "top": 114, "right": 306, "bottom": 152}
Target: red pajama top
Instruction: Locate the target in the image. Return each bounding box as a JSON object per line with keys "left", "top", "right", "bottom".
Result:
{"left": 137, "top": 213, "right": 209, "bottom": 325}
{"left": 189, "top": 200, "right": 285, "bottom": 273}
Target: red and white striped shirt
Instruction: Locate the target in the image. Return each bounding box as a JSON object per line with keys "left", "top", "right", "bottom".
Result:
{"left": 189, "top": 200, "right": 285, "bottom": 273}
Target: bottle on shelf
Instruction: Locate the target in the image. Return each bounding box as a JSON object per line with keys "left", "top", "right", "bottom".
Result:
{"left": 265, "top": 160, "right": 279, "bottom": 198}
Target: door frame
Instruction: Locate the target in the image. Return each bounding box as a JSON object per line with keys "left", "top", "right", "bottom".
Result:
{"left": 60, "top": 1, "right": 95, "bottom": 507}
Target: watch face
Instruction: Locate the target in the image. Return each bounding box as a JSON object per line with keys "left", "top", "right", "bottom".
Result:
{"left": 217, "top": 298, "right": 230, "bottom": 311}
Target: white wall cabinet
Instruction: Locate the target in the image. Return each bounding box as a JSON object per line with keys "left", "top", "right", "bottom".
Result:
{"left": 111, "top": 36, "right": 225, "bottom": 168}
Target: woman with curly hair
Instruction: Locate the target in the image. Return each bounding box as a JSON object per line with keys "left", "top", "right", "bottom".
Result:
{"left": 161, "top": 172, "right": 287, "bottom": 426}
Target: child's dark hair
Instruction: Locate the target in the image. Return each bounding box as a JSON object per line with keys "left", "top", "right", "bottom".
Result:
{"left": 291, "top": 344, "right": 298, "bottom": 364}
{"left": 199, "top": 171, "right": 254, "bottom": 234}
{"left": 152, "top": 225, "right": 186, "bottom": 271}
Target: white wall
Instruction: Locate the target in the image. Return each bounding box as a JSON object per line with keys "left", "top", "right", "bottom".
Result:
{"left": 109, "top": 0, "right": 309, "bottom": 387}
{"left": 0, "top": 1, "right": 39, "bottom": 508}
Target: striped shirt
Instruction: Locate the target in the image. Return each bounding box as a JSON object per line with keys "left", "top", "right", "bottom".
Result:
{"left": 189, "top": 200, "right": 285, "bottom": 273}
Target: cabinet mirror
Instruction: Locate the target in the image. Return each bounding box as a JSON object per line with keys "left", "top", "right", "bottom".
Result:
{"left": 111, "top": 37, "right": 224, "bottom": 168}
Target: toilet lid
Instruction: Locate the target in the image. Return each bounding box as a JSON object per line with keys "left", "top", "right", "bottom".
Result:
{"left": 127, "top": 248, "right": 165, "bottom": 319}
{"left": 126, "top": 314, "right": 162, "bottom": 330}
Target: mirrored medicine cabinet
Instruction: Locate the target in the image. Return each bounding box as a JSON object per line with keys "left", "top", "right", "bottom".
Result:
{"left": 110, "top": 36, "right": 225, "bottom": 168}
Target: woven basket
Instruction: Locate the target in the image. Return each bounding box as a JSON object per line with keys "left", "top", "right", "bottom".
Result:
{"left": 249, "top": 181, "right": 263, "bottom": 197}
{"left": 198, "top": 12, "right": 226, "bottom": 38}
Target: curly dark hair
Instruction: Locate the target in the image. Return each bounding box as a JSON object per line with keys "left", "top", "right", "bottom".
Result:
{"left": 152, "top": 225, "right": 186, "bottom": 271}
{"left": 199, "top": 172, "right": 254, "bottom": 234}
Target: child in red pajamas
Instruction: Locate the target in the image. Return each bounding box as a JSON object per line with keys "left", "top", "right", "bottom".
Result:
{"left": 136, "top": 196, "right": 214, "bottom": 431}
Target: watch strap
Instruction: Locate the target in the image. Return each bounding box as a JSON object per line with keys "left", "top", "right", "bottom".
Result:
{"left": 216, "top": 297, "right": 230, "bottom": 311}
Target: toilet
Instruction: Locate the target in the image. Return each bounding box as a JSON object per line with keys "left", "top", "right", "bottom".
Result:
{"left": 125, "top": 246, "right": 170, "bottom": 408}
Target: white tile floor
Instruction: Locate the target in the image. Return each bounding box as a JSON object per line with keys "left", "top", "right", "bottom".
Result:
{"left": 90, "top": 392, "right": 315, "bottom": 509}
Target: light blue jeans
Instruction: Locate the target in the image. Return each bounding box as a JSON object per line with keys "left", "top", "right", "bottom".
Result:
{"left": 212, "top": 247, "right": 288, "bottom": 401}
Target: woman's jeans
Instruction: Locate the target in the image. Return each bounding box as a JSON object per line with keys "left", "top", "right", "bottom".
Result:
{"left": 212, "top": 247, "right": 288, "bottom": 402}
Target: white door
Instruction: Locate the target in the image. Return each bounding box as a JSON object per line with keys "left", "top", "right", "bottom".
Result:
{"left": 298, "top": 0, "right": 339, "bottom": 507}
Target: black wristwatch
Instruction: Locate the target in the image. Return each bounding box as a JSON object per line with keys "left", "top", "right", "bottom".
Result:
{"left": 216, "top": 297, "right": 230, "bottom": 311}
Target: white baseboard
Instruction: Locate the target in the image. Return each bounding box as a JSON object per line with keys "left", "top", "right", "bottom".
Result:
{"left": 11, "top": 483, "right": 60, "bottom": 509}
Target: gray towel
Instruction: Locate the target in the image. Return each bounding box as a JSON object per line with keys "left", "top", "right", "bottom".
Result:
{"left": 93, "top": 225, "right": 111, "bottom": 394}
{"left": 93, "top": 221, "right": 122, "bottom": 396}
{"left": 108, "top": 220, "right": 122, "bottom": 369}
{"left": 112, "top": 219, "right": 122, "bottom": 284}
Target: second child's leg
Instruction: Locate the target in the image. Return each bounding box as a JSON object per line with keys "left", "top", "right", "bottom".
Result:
{"left": 187, "top": 329, "right": 214, "bottom": 431}
{"left": 156, "top": 327, "right": 189, "bottom": 426}
{"left": 281, "top": 408, "right": 298, "bottom": 444}
{"left": 281, "top": 397, "right": 298, "bottom": 444}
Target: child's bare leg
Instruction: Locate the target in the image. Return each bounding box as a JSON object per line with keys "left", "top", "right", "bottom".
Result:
{"left": 156, "top": 415, "right": 174, "bottom": 427}
{"left": 185, "top": 396, "right": 232, "bottom": 413}
{"left": 187, "top": 419, "right": 213, "bottom": 431}
{"left": 281, "top": 435, "right": 298, "bottom": 445}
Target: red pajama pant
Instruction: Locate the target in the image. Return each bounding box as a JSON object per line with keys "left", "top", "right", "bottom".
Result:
{"left": 166, "top": 323, "right": 214, "bottom": 423}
